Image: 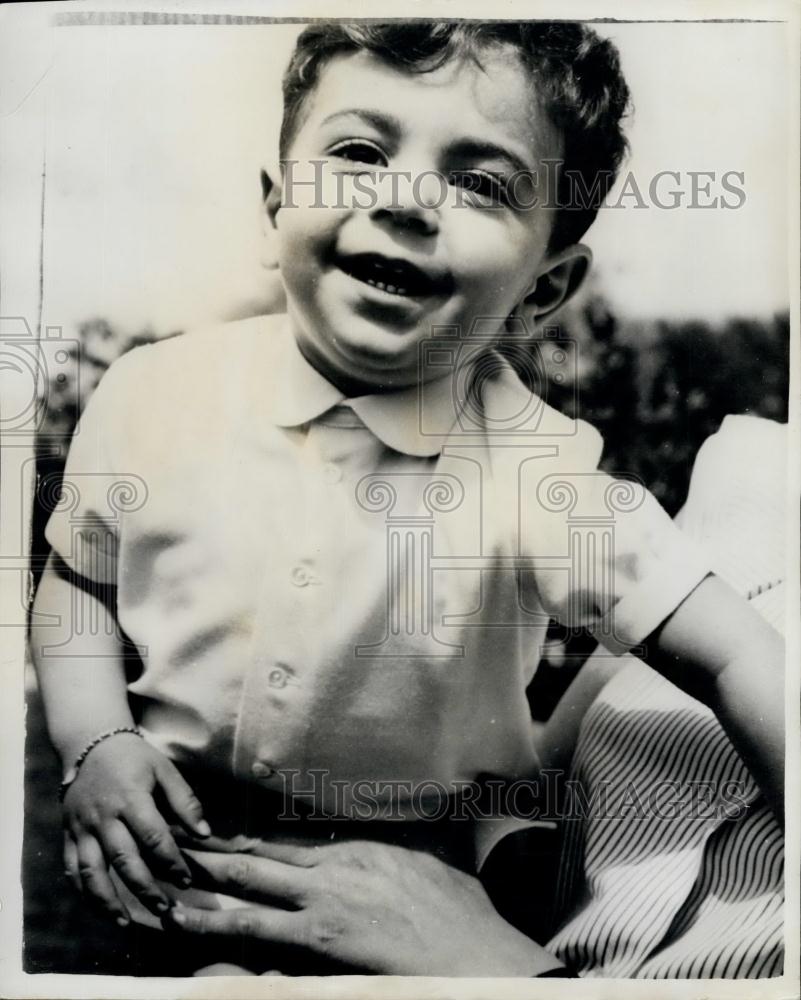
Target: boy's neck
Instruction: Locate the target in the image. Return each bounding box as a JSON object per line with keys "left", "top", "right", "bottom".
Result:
{"left": 293, "top": 338, "right": 389, "bottom": 399}
{"left": 286, "top": 315, "right": 496, "bottom": 401}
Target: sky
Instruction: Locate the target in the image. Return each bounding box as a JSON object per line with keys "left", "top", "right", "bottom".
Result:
{"left": 38, "top": 19, "right": 792, "bottom": 337}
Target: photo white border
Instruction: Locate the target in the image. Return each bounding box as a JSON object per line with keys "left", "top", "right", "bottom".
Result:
{"left": 1, "top": 1, "right": 798, "bottom": 997}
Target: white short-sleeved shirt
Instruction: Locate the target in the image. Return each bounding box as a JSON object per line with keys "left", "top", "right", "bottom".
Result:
{"left": 45, "top": 314, "right": 710, "bottom": 815}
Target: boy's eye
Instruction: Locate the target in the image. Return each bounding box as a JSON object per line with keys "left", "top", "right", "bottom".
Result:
{"left": 450, "top": 169, "right": 509, "bottom": 207}
{"left": 327, "top": 139, "right": 387, "bottom": 168}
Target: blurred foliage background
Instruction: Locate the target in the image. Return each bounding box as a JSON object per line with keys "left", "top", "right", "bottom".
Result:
{"left": 25, "top": 300, "right": 790, "bottom": 973}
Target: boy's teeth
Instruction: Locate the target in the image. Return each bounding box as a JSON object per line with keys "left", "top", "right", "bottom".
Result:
{"left": 365, "top": 277, "right": 407, "bottom": 296}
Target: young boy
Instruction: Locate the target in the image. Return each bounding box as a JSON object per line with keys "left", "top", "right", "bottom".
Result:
{"left": 32, "top": 21, "right": 784, "bottom": 942}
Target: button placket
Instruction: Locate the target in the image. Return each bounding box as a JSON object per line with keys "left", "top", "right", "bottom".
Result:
{"left": 268, "top": 665, "right": 289, "bottom": 689}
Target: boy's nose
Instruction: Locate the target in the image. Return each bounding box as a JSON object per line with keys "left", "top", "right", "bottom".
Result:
{"left": 377, "top": 204, "right": 438, "bottom": 237}
{"left": 369, "top": 170, "right": 441, "bottom": 237}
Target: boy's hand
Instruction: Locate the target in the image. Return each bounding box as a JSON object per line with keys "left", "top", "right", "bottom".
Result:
{"left": 61, "top": 732, "right": 211, "bottom": 924}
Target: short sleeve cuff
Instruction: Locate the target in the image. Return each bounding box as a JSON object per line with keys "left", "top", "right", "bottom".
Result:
{"left": 592, "top": 551, "right": 712, "bottom": 656}
{"left": 44, "top": 510, "right": 119, "bottom": 584}
{"left": 40, "top": 351, "right": 147, "bottom": 585}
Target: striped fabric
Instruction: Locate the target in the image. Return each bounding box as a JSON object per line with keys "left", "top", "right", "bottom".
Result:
{"left": 546, "top": 416, "right": 785, "bottom": 978}
{"left": 547, "top": 657, "right": 784, "bottom": 978}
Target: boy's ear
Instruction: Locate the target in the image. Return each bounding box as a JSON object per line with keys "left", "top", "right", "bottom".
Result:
{"left": 261, "top": 166, "right": 283, "bottom": 229}
{"left": 519, "top": 244, "right": 592, "bottom": 325}
{"left": 260, "top": 166, "right": 282, "bottom": 270}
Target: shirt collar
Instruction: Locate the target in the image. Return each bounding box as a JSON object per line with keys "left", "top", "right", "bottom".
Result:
{"left": 269, "top": 318, "right": 345, "bottom": 427}
{"left": 349, "top": 375, "right": 459, "bottom": 457}
{"left": 268, "top": 318, "right": 480, "bottom": 458}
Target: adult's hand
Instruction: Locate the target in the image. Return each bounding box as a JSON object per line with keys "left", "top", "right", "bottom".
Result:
{"left": 164, "top": 837, "right": 565, "bottom": 977}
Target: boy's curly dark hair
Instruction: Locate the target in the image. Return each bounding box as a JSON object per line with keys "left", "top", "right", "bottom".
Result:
{"left": 280, "top": 21, "right": 631, "bottom": 251}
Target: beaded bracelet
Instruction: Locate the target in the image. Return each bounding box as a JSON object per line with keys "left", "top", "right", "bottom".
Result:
{"left": 58, "top": 726, "right": 143, "bottom": 801}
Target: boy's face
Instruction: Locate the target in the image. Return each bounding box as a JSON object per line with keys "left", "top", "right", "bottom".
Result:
{"left": 270, "top": 46, "right": 571, "bottom": 393}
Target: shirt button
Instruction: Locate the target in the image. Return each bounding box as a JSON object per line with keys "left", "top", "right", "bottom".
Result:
{"left": 251, "top": 761, "right": 274, "bottom": 779}
{"left": 291, "top": 566, "right": 309, "bottom": 587}
{"left": 323, "top": 463, "right": 342, "bottom": 485}
{"left": 268, "top": 666, "right": 288, "bottom": 689}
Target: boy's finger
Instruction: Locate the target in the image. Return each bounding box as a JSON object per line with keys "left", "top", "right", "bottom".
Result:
{"left": 124, "top": 795, "right": 194, "bottom": 887}
{"left": 154, "top": 760, "right": 211, "bottom": 838}
{"left": 75, "top": 833, "right": 131, "bottom": 926}
{"left": 62, "top": 834, "right": 81, "bottom": 892}
{"left": 99, "top": 819, "right": 173, "bottom": 916}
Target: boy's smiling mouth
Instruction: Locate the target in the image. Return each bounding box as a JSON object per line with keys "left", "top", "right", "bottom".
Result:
{"left": 334, "top": 251, "right": 450, "bottom": 300}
